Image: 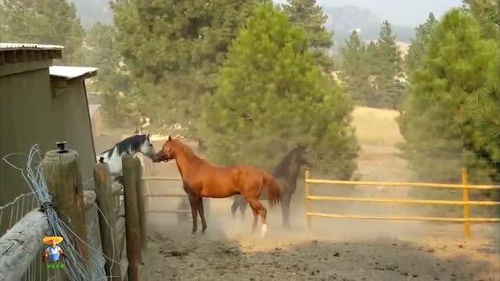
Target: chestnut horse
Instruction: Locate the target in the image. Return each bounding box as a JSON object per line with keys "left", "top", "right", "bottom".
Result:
{"left": 154, "top": 136, "right": 281, "bottom": 235}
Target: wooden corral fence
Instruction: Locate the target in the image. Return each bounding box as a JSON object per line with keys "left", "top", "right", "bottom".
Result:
{"left": 304, "top": 169, "right": 500, "bottom": 239}
{"left": 0, "top": 149, "right": 148, "bottom": 281}
{"left": 140, "top": 176, "right": 190, "bottom": 217}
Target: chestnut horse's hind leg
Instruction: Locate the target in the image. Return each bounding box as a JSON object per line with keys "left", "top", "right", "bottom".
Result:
{"left": 247, "top": 198, "right": 267, "bottom": 237}
{"left": 198, "top": 197, "right": 207, "bottom": 233}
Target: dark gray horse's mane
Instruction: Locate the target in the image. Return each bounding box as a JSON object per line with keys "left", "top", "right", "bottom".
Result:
{"left": 105, "top": 134, "right": 149, "bottom": 158}
{"left": 273, "top": 146, "right": 303, "bottom": 176}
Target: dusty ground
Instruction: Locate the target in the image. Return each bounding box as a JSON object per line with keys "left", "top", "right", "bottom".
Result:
{"left": 142, "top": 143, "right": 499, "bottom": 281}
{"left": 144, "top": 224, "right": 499, "bottom": 281}
{"left": 96, "top": 107, "right": 499, "bottom": 281}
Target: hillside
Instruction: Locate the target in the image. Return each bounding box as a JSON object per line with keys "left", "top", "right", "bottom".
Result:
{"left": 69, "top": 0, "right": 415, "bottom": 45}
{"left": 325, "top": 6, "right": 414, "bottom": 45}
{"left": 69, "top": 0, "right": 113, "bottom": 29}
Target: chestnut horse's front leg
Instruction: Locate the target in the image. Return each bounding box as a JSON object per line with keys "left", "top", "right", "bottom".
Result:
{"left": 198, "top": 197, "right": 207, "bottom": 233}
{"left": 188, "top": 195, "right": 198, "bottom": 233}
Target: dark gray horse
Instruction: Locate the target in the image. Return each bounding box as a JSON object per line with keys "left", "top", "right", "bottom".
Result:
{"left": 230, "top": 144, "right": 310, "bottom": 227}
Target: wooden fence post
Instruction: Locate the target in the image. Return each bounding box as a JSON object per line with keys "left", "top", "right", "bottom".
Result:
{"left": 133, "top": 158, "right": 147, "bottom": 249}
{"left": 94, "top": 163, "right": 122, "bottom": 281}
{"left": 42, "top": 148, "right": 89, "bottom": 262}
{"left": 122, "top": 155, "right": 141, "bottom": 281}
{"left": 461, "top": 168, "right": 472, "bottom": 239}
{"left": 305, "top": 169, "right": 312, "bottom": 230}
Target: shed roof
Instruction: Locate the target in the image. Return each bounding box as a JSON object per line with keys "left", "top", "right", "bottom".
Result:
{"left": 0, "top": 43, "right": 64, "bottom": 51}
{"left": 0, "top": 43, "right": 63, "bottom": 70}
{"left": 49, "top": 66, "right": 97, "bottom": 80}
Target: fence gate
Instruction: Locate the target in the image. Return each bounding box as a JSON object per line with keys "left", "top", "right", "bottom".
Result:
{"left": 142, "top": 177, "right": 191, "bottom": 216}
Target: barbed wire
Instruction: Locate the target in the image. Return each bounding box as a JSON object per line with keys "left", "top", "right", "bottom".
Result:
{"left": 1, "top": 145, "right": 123, "bottom": 281}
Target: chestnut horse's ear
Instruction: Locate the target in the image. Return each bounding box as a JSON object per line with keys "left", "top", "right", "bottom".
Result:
{"left": 168, "top": 135, "right": 172, "bottom": 141}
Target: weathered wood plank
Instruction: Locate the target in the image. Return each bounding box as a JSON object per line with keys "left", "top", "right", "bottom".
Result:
{"left": 145, "top": 193, "right": 187, "bottom": 198}
{"left": 0, "top": 210, "right": 49, "bottom": 281}
{"left": 147, "top": 209, "right": 191, "bottom": 214}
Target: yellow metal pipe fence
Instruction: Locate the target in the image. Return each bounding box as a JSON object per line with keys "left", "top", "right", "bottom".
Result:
{"left": 304, "top": 169, "right": 500, "bottom": 239}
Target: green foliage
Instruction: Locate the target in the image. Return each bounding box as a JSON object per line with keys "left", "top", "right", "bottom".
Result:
{"left": 84, "top": 23, "right": 136, "bottom": 127}
{"left": 112, "top": 0, "right": 257, "bottom": 136}
{"left": 199, "top": 3, "right": 359, "bottom": 177}
{"left": 339, "top": 21, "right": 405, "bottom": 109}
{"left": 368, "top": 21, "right": 405, "bottom": 109}
{"left": 0, "top": 0, "right": 84, "bottom": 64}
{"left": 340, "top": 31, "right": 371, "bottom": 104}
{"left": 282, "top": 0, "right": 334, "bottom": 72}
{"left": 405, "top": 13, "right": 438, "bottom": 73}
{"left": 462, "top": 0, "right": 500, "bottom": 38}
{"left": 398, "top": 9, "right": 499, "bottom": 183}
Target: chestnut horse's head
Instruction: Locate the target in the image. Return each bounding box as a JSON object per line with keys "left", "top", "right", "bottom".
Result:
{"left": 155, "top": 135, "right": 177, "bottom": 162}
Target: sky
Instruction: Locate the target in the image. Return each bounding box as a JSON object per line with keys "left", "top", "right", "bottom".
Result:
{"left": 275, "top": 0, "right": 463, "bottom": 27}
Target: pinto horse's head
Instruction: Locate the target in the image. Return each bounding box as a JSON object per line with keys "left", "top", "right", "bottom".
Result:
{"left": 139, "top": 134, "right": 157, "bottom": 158}
{"left": 155, "top": 135, "right": 176, "bottom": 162}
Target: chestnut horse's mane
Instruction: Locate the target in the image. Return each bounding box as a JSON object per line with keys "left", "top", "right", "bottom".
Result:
{"left": 171, "top": 139, "right": 204, "bottom": 163}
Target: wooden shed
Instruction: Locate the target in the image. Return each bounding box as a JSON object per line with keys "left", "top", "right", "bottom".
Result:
{"left": 0, "top": 43, "right": 97, "bottom": 226}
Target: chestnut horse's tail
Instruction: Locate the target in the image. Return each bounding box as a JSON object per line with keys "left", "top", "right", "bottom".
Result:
{"left": 262, "top": 171, "right": 281, "bottom": 207}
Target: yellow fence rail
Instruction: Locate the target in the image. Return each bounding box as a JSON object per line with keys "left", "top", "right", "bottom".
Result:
{"left": 304, "top": 169, "right": 500, "bottom": 239}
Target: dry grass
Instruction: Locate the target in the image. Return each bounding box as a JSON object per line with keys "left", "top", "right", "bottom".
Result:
{"left": 352, "top": 106, "right": 403, "bottom": 146}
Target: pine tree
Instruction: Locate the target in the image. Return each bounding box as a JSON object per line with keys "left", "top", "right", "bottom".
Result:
{"left": 113, "top": 0, "right": 257, "bottom": 136}
{"left": 405, "top": 13, "right": 438, "bottom": 73}
{"left": 462, "top": 0, "right": 499, "bottom": 38}
{"left": 398, "top": 9, "right": 498, "bottom": 183}
{"left": 0, "top": 0, "right": 84, "bottom": 64}
{"left": 84, "top": 23, "right": 136, "bottom": 127}
{"left": 340, "top": 31, "right": 372, "bottom": 104}
{"left": 282, "top": 0, "right": 334, "bottom": 73}
{"left": 199, "top": 3, "right": 359, "bottom": 177}
{"left": 462, "top": 0, "right": 500, "bottom": 183}
{"left": 369, "top": 21, "right": 405, "bottom": 109}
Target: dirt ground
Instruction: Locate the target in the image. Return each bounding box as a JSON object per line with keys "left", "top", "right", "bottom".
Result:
{"left": 144, "top": 225, "right": 499, "bottom": 281}
{"left": 97, "top": 109, "right": 499, "bottom": 281}
{"left": 141, "top": 143, "right": 499, "bottom": 281}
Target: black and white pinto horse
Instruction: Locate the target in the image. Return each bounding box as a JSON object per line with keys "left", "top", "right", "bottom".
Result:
{"left": 97, "top": 134, "right": 157, "bottom": 180}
